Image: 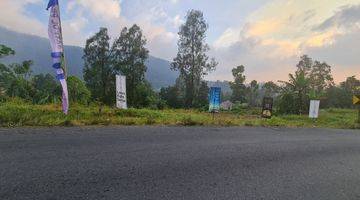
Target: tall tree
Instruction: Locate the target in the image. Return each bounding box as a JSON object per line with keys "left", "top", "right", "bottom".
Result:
{"left": 83, "top": 28, "right": 115, "bottom": 105}
{"left": 309, "top": 61, "right": 334, "bottom": 96}
{"left": 112, "top": 24, "right": 149, "bottom": 107}
{"left": 171, "top": 10, "right": 217, "bottom": 108}
{"left": 230, "top": 65, "right": 247, "bottom": 103}
{"left": 296, "top": 55, "right": 313, "bottom": 76}
{"left": 278, "top": 55, "right": 334, "bottom": 114}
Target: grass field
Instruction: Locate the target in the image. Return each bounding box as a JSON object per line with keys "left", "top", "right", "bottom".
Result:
{"left": 0, "top": 98, "right": 359, "bottom": 129}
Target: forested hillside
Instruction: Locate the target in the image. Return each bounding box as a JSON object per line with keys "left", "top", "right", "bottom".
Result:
{"left": 0, "top": 27, "right": 177, "bottom": 89}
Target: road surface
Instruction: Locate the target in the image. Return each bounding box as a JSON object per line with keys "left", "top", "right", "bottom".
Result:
{"left": 0, "top": 126, "right": 360, "bottom": 200}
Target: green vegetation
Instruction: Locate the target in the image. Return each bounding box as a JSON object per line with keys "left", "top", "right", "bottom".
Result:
{"left": 170, "top": 10, "right": 217, "bottom": 108}
{"left": 0, "top": 98, "right": 358, "bottom": 129}
{"left": 1, "top": 10, "right": 359, "bottom": 130}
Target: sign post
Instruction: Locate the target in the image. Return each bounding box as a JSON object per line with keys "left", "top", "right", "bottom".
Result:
{"left": 209, "top": 87, "right": 221, "bottom": 119}
{"left": 353, "top": 95, "right": 360, "bottom": 123}
{"left": 116, "top": 75, "right": 127, "bottom": 109}
{"left": 309, "top": 100, "right": 320, "bottom": 119}
{"left": 262, "top": 97, "right": 273, "bottom": 119}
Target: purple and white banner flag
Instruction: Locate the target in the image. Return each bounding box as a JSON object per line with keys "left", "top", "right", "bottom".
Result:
{"left": 47, "top": 0, "right": 69, "bottom": 114}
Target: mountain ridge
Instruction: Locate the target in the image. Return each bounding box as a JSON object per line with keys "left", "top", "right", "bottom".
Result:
{"left": 0, "top": 26, "right": 178, "bottom": 89}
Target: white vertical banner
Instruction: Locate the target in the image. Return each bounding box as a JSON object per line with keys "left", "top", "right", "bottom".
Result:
{"left": 47, "top": 0, "right": 69, "bottom": 114}
{"left": 116, "top": 75, "right": 127, "bottom": 109}
{"left": 309, "top": 100, "right": 320, "bottom": 119}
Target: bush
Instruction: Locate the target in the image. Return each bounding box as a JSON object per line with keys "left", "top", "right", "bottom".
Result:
{"left": 277, "top": 92, "right": 298, "bottom": 114}
{"left": 67, "top": 76, "right": 91, "bottom": 105}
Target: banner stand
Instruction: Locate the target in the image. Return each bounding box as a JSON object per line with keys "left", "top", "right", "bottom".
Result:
{"left": 309, "top": 100, "right": 320, "bottom": 120}
{"left": 209, "top": 87, "right": 221, "bottom": 121}
{"left": 116, "top": 75, "right": 127, "bottom": 109}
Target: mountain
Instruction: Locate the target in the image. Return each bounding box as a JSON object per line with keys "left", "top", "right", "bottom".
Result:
{"left": 0, "top": 27, "right": 178, "bottom": 89}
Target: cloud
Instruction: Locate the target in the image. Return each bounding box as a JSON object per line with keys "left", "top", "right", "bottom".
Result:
{"left": 316, "top": 4, "right": 360, "bottom": 31}
{"left": 304, "top": 28, "right": 360, "bottom": 81}
{"left": 75, "top": 0, "right": 121, "bottom": 21}
{"left": 172, "top": 15, "right": 184, "bottom": 28}
{"left": 213, "top": 28, "right": 242, "bottom": 48}
{"left": 62, "top": 13, "right": 89, "bottom": 47}
{"left": 64, "top": 0, "right": 179, "bottom": 58}
{"left": 0, "top": 0, "right": 46, "bottom": 37}
{"left": 1, "top": 0, "right": 358, "bottom": 82}
{"left": 209, "top": 0, "right": 360, "bottom": 83}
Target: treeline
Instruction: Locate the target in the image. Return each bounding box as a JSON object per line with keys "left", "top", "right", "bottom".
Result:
{"left": 219, "top": 55, "right": 359, "bottom": 114}
{"left": 0, "top": 44, "right": 90, "bottom": 104}
{"left": 83, "top": 10, "right": 217, "bottom": 110}
{"left": 0, "top": 9, "right": 359, "bottom": 113}
{"left": 0, "top": 10, "right": 215, "bottom": 110}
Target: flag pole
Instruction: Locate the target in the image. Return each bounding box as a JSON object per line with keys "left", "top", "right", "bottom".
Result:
{"left": 47, "top": 0, "right": 69, "bottom": 115}
{"left": 57, "top": 0, "right": 67, "bottom": 78}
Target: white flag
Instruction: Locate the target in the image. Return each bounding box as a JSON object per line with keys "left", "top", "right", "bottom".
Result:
{"left": 47, "top": 0, "right": 69, "bottom": 114}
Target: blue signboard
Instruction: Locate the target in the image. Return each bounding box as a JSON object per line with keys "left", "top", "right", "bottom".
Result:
{"left": 209, "top": 87, "right": 221, "bottom": 112}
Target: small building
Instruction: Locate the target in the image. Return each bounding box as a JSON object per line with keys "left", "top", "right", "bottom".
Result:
{"left": 221, "top": 100, "right": 234, "bottom": 110}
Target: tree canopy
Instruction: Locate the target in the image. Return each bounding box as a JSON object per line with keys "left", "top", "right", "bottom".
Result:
{"left": 171, "top": 10, "right": 217, "bottom": 108}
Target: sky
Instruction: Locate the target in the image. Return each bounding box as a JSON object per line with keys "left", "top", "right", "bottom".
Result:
{"left": 0, "top": 0, "right": 359, "bottom": 83}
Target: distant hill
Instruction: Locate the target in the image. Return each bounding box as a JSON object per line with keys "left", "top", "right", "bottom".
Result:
{"left": 0, "top": 26, "right": 178, "bottom": 89}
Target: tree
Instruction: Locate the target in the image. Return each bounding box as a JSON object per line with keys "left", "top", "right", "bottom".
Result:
{"left": 171, "top": 10, "right": 217, "bottom": 108}
{"left": 32, "top": 73, "right": 60, "bottom": 104}
{"left": 296, "top": 55, "right": 312, "bottom": 76}
{"left": 11, "top": 60, "right": 33, "bottom": 80}
{"left": 0, "top": 46, "right": 35, "bottom": 100}
{"left": 324, "top": 85, "right": 350, "bottom": 108}
{"left": 132, "top": 82, "right": 158, "bottom": 109}
{"left": 67, "top": 76, "right": 91, "bottom": 105}
{"left": 247, "top": 80, "right": 259, "bottom": 107}
{"left": 112, "top": 24, "right": 149, "bottom": 107}
{"left": 0, "top": 60, "right": 35, "bottom": 100}
{"left": 279, "top": 70, "right": 309, "bottom": 114}
{"left": 340, "top": 76, "right": 360, "bottom": 94}
{"left": 278, "top": 91, "right": 298, "bottom": 114}
{"left": 194, "top": 81, "right": 209, "bottom": 108}
{"left": 0, "top": 45, "right": 15, "bottom": 96}
{"left": 325, "top": 76, "right": 360, "bottom": 108}
{"left": 160, "top": 85, "right": 183, "bottom": 108}
{"left": 263, "top": 81, "right": 280, "bottom": 98}
{"left": 278, "top": 55, "right": 334, "bottom": 114}
{"left": 230, "top": 65, "right": 247, "bottom": 103}
{"left": 0, "top": 45, "right": 15, "bottom": 58}
{"left": 309, "top": 61, "right": 334, "bottom": 96}
{"left": 83, "top": 28, "right": 115, "bottom": 105}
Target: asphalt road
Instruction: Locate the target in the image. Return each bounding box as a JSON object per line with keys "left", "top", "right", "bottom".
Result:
{"left": 0, "top": 126, "right": 360, "bottom": 200}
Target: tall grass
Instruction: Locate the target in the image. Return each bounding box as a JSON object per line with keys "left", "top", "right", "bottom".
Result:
{"left": 0, "top": 98, "right": 358, "bottom": 129}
